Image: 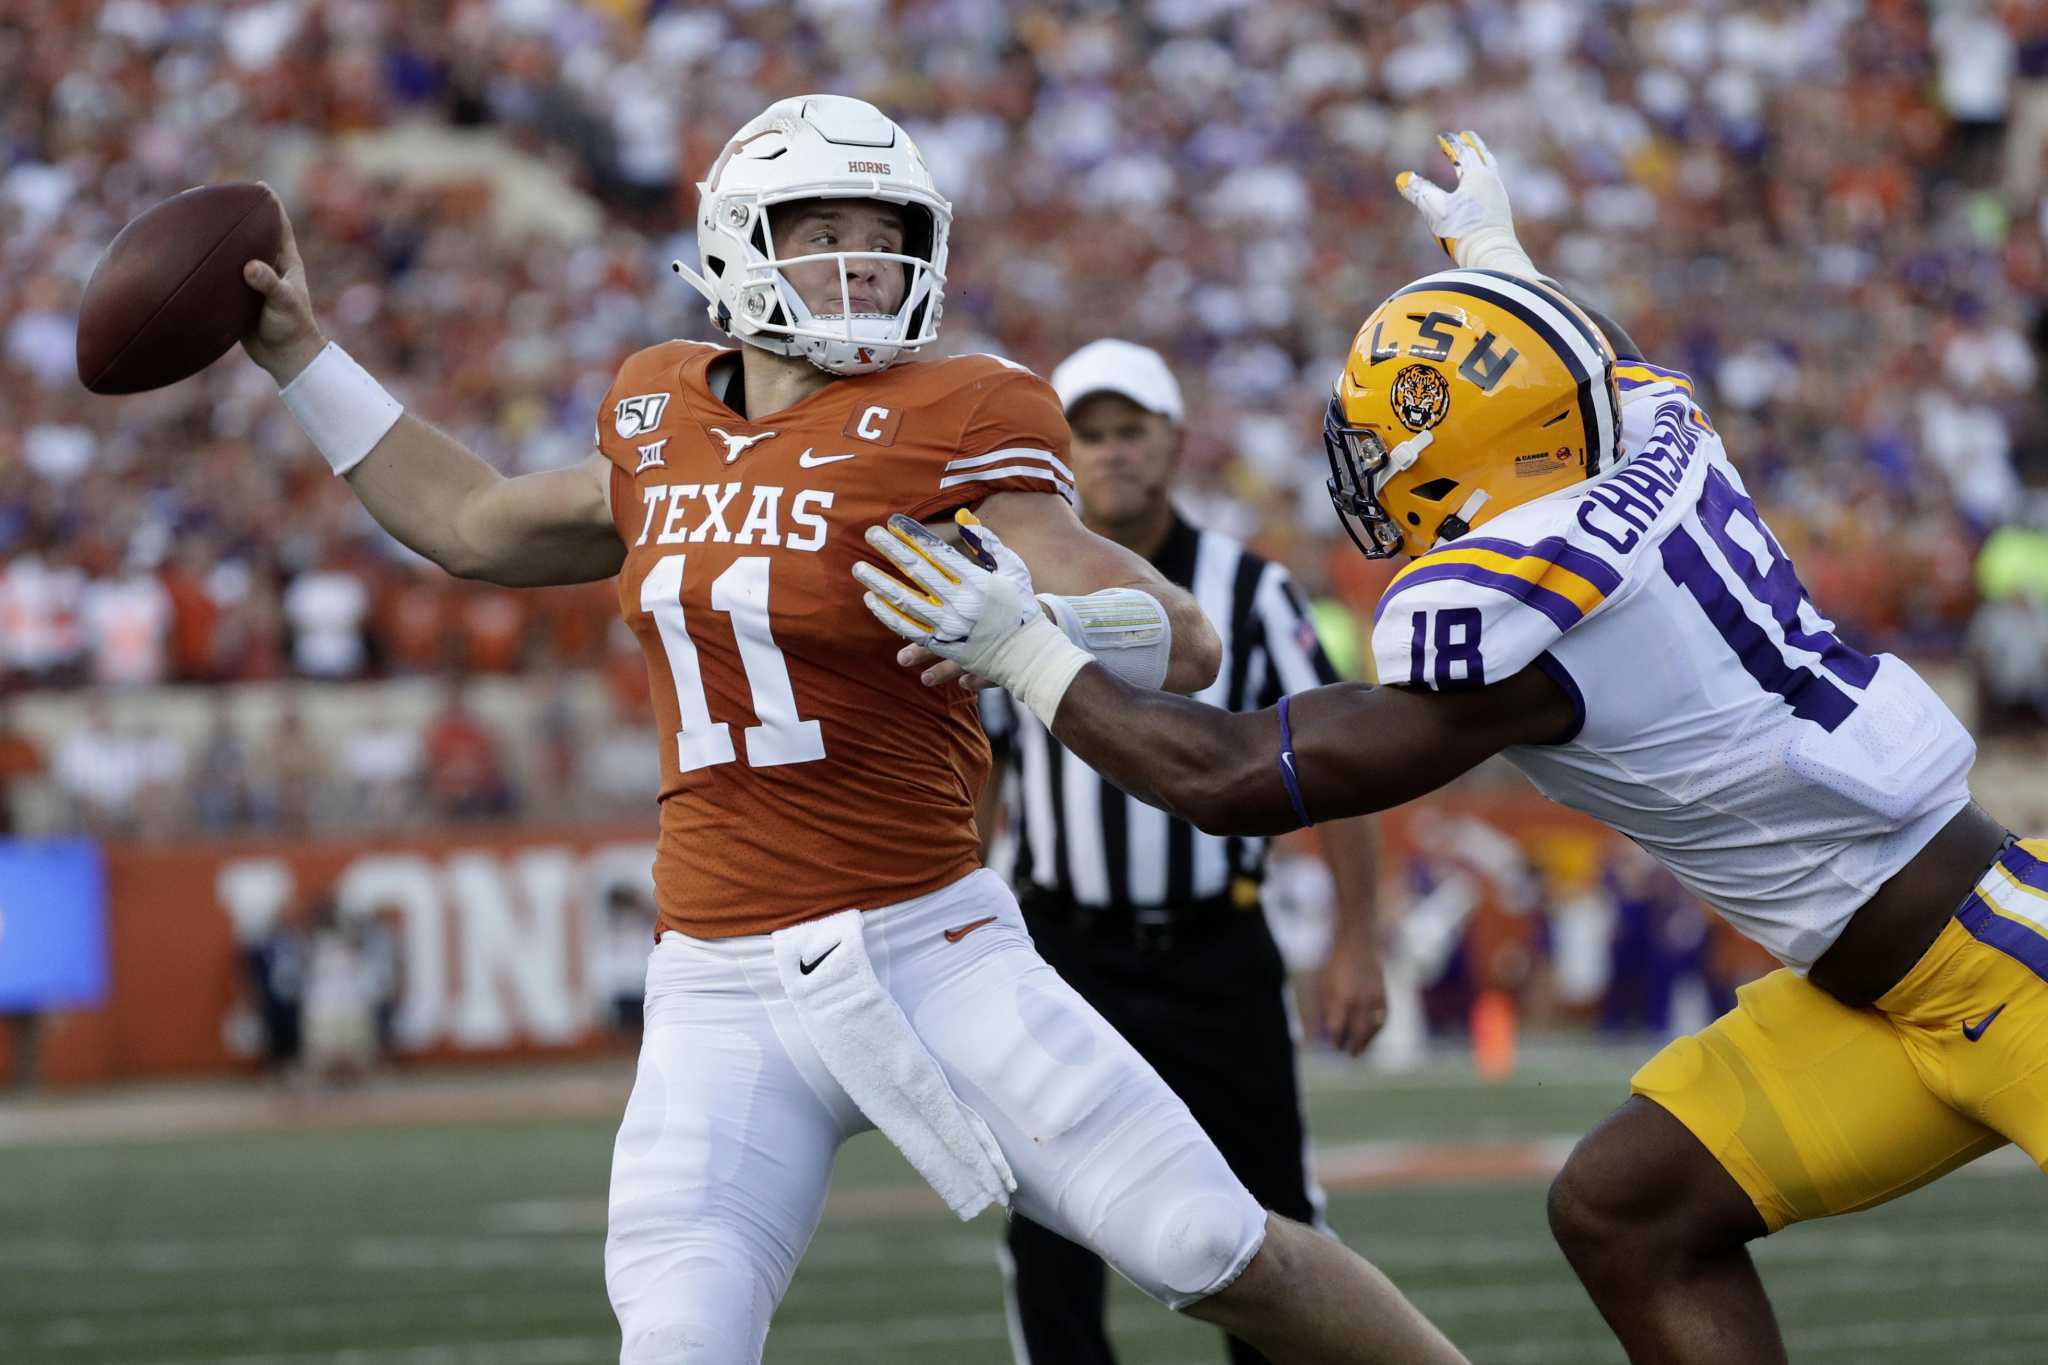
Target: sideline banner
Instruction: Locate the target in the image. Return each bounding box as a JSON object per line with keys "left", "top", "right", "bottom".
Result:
{"left": 0, "top": 839, "right": 108, "bottom": 1012}
{"left": 13, "top": 790, "right": 1772, "bottom": 1087}
{"left": 18, "top": 824, "right": 655, "bottom": 1085}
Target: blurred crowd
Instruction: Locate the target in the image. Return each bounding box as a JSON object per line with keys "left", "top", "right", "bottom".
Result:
{"left": 0, "top": 671, "right": 662, "bottom": 838}
{"left": 3, "top": 0, "right": 2047, "bottom": 826}
{"left": 1378, "top": 814, "right": 1776, "bottom": 1053}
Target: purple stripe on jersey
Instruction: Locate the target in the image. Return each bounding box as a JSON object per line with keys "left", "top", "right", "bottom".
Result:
{"left": 1376, "top": 562, "right": 1583, "bottom": 632}
{"left": 1956, "top": 892, "right": 2048, "bottom": 985}
{"left": 2001, "top": 840, "right": 2048, "bottom": 895}
{"left": 1533, "top": 651, "right": 1585, "bottom": 744}
{"left": 1452, "top": 535, "right": 1625, "bottom": 596}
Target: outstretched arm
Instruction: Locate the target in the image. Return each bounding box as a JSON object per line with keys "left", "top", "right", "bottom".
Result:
{"left": 1041, "top": 662, "right": 1570, "bottom": 835}
{"left": 241, "top": 190, "right": 622, "bottom": 588}
{"left": 854, "top": 517, "right": 1574, "bottom": 836}
{"left": 345, "top": 445, "right": 621, "bottom": 587}
{"left": 1398, "top": 131, "right": 1644, "bottom": 360}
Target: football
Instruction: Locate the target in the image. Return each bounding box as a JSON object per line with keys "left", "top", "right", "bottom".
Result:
{"left": 76, "top": 182, "right": 283, "bottom": 395}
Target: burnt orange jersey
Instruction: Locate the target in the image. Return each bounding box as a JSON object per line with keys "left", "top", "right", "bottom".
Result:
{"left": 597, "top": 341, "right": 1075, "bottom": 937}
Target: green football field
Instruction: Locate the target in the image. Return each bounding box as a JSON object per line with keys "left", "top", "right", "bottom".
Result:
{"left": 1, "top": 1051, "right": 2042, "bottom": 1364}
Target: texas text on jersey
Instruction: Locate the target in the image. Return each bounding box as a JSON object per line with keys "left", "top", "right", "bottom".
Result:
{"left": 596, "top": 339, "right": 1074, "bottom": 938}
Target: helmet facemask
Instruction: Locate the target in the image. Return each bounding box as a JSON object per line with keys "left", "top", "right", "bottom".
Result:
{"left": 725, "top": 193, "right": 947, "bottom": 375}
{"left": 1323, "top": 396, "right": 1416, "bottom": 559}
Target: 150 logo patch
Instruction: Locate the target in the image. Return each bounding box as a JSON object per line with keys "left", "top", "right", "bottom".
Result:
{"left": 615, "top": 393, "right": 672, "bottom": 439}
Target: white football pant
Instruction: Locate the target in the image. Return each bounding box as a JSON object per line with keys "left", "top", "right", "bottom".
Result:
{"left": 605, "top": 868, "right": 1267, "bottom": 1363}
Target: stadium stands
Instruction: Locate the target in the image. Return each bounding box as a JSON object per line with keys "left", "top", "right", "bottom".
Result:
{"left": 1, "top": 2, "right": 2043, "bottom": 829}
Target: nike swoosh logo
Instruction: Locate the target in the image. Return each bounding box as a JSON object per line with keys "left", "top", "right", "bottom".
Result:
{"left": 798, "top": 448, "right": 858, "bottom": 468}
{"left": 942, "top": 916, "right": 998, "bottom": 944}
{"left": 798, "top": 943, "right": 840, "bottom": 975}
{"left": 1962, "top": 1003, "right": 2007, "bottom": 1042}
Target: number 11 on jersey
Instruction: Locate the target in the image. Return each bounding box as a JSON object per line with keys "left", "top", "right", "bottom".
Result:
{"left": 640, "top": 554, "right": 827, "bottom": 773}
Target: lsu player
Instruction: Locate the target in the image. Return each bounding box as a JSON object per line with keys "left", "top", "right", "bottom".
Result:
{"left": 860, "top": 133, "right": 2044, "bottom": 1364}
{"left": 237, "top": 95, "right": 1462, "bottom": 1364}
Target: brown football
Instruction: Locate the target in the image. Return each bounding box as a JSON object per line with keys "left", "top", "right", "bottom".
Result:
{"left": 76, "top": 182, "right": 284, "bottom": 395}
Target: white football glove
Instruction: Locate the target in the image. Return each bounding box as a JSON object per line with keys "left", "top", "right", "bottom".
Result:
{"left": 955, "top": 508, "right": 1039, "bottom": 623}
{"left": 855, "top": 512, "right": 1092, "bottom": 724}
{"left": 1396, "top": 130, "right": 1539, "bottom": 280}
{"left": 856, "top": 511, "right": 1036, "bottom": 656}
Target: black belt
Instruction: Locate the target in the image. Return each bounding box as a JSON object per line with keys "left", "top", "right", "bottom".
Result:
{"left": 1018, "top": 880, "right": 1261, "bottom": 952}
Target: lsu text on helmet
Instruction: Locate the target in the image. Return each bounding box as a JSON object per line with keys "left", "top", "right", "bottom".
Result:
{"left": 674, "top": 94, "right": 952, "bottom": 376}
{"left": 1324, "top": 268, "right": 1620, "bottom": 560}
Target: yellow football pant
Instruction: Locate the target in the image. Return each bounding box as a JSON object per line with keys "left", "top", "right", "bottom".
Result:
{"left": 1632, "top": 838, "right": 2048, "bottom": 1232}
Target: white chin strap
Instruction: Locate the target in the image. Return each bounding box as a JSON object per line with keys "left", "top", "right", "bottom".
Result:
{"left": 1380, "top": 429, "right": 1433, "bottom": 488}
{"left": 1374, "top": 431, "right": 1492, "bottom": 550}
{"left": 1431, "top": 488, "right": 1492, "bottom": 548}
{"left": 675, "top": 240, "right": 938, "bottom": 377}
{"left": 671, "top": 258, "right": 911, "bottom": 376}
{"left": 778, "top": 281, "right": 907, "bottom": 375}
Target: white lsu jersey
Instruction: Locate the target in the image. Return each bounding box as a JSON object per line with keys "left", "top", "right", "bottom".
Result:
{"left": 1370, "top": 362, "right": 1974, "bottom": 971}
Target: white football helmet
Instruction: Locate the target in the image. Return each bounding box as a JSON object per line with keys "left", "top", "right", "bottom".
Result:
{"left": 675, "top": 95, "right": 952, "bottom": 376}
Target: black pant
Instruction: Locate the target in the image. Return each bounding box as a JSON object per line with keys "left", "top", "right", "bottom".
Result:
{"left": 1004, "top": 901, "right": 1316, "bottom": 1365}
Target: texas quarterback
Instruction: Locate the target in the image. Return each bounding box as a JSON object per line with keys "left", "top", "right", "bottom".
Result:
{"left": 237, "top": 95, "right": 1462, "bottom": 1365}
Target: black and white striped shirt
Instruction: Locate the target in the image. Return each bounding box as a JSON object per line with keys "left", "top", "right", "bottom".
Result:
{"left": 983, "top": 515, "right": 1340, "bottom": 909}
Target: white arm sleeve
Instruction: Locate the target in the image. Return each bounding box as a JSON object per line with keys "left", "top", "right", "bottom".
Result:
{"left": 1037, "top": 587, "right": 1173, "bottom": 691}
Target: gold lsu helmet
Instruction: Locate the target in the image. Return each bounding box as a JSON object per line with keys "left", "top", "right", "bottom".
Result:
{"left": 1324, "top": 268, "right": 1621, "bottom": 559}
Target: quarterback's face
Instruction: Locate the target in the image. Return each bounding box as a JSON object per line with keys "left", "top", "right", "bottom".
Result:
{"left": 771, "top": 200, "right": 909, "bottom": 318}
{"left": 1066, "top": 392, "right": 1178, "bottom": 527}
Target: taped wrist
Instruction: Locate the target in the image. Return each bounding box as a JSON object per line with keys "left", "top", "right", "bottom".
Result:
{"left": 1456, "top": 230, "right": 1540, "bottom": 281}
{"left": 279, "top": 342, "right": 404, "bottom": 476}
{"left": 984, "top": 613, "right": 1092, "bottom": 729}
{"left": 1036, "top": 588, "right": 1173, "bottom": 691}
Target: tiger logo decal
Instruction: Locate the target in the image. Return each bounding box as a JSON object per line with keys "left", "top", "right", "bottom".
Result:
{"left": 1391, "top": 364, "right": 1451, "bottom": 433}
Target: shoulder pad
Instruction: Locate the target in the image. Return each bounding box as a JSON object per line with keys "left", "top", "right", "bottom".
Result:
{"left": 1615, "top": 361, "right": 1710, "bottom": 419}
{"left": 942, "top": 351, "right": 1043, "bottom": 382}
{"left": 1613, "top": 361, "right": 1719, "bottom": 467}
{"left": 883, "top": 351, "right": 1040, "bottom": 402}
{"left": 596, "top": 341, "right": 728, "bottom": 469}
{"left": 892, "top": 354, "right": 1074, "bottom": 513}
{"left": 619, "top": 339, "right": 725, "bottom": 381}
{"left": 1371, "top": 520, "right": 1624, "bottom": 691}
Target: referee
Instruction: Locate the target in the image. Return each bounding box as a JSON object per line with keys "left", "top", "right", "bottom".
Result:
{"left": 980, "top": 339, "right": 1388, "bottom": 1365}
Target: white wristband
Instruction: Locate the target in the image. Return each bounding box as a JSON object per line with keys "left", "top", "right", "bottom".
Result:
{"left": 1036, "top": 588, "right": 1173, "bottom": 691}
{"left": 279, "top": 342, "right": 404, "bottom": 476}
{"left": 1457, "top": 231, "right": 1540, "bottom": 281}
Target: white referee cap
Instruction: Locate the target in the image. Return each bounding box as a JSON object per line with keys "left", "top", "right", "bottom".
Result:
{"left": 1049, "top": 339, "right": 1185, "bottom": 423}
